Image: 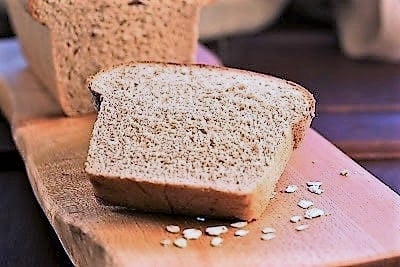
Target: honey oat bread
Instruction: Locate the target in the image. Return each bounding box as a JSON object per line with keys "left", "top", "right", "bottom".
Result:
{"left": 85, "top": 63, "right": 315, "bottom": 220}
{"left": 6, "top": 0, "right": 209, "bottom": 116}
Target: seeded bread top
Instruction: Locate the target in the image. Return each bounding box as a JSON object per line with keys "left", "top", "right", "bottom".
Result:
{"left": 86, "top": 63, "right": 315, "bottom": 193}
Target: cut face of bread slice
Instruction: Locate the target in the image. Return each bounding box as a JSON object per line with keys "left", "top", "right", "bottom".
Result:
{"left": 86, "top": 63, "right": 315, "bottom": 220}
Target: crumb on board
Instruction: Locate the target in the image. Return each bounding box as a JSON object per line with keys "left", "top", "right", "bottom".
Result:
{"left": 160, "top": 239, "right": 172, "bottom": 246}
{"left": 183, "top": 228, "right": 202, "bottom": 240}
{"left": 295, "top": 224, "right": 309, "bottom": 231}
{"left": 304, "top": 208, "right": 325, "bottom": 219}
{"left": 206, "top": 226, "right": 228, "bottom": 236}
{"left": 261, "top": 227, "right": 276, "bottom": 234}
{"left": 298, "top": 199, "right": 314, "bottom": 209}
{"left": 173, "top": 238, "right": 187, "bottom": 248}
{"left": 340, "top": 169, "right": 350, "bottom": 176}
{"left": 166, "top": 225, "right": 180, "bottom": 233}
{"left": 290, "top": 215, "right": 302, "bottom": 223}
{"left": 261, "top": 233, "right": 276, "bottom": 241}
{"left": 230, "top": 221, "right": 248, "bottom": 228}
{"left": 211, "top": 237, "right": 223, "bottom": 247}
{"left": 234, "top": 229, "right": 250, "bottom": 237}
{"left": 196, "top": 217, "right": 206, "bottom": 222}
{"left": 285, "top": 185, "right": 298, "bottom": 193}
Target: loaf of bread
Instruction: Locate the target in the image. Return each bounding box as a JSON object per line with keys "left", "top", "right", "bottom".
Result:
{"left": 6, "top": 0, "right": 209, "bottom": 116}
{"left": 85, "top": 63, "right": 315, "bottom": 220}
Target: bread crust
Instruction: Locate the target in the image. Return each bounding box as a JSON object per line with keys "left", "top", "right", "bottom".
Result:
{"left": 89, "top": 174, "right": 259, "bottom": 220}
{"left": 27, "top": 0, "right": 214, "bottom": 21}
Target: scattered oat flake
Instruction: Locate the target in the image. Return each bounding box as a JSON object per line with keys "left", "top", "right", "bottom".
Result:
{"left": 340, "top": 169, "right": 350, "bottom": 176}
{"left": 285, "top": 185, "right": 298, "bottom": 193}
{"left": 298, "top": 199, "right": 314, "bottom": 209}
{"left": 307, "top": 182, "right": 324, "bottom": 195}
{"left": 230, "top": 221, "right": 248, "bottom": 228}
{"left": 173, "top": 237, "right": 187, "bottom": 248}
{"left": 261, "top": 233, "right": 276, "bottom": 241}
{"left": 304, "top": 208, "right": 325, "bottom": 219}
{"left": 261, "top": 227, "right": 276, "bottom": 234}
{"left": 295, "top": 224, "right": 309, "bottom": 231}
{"left": 290, "top": 215, "right": 302, "bottom": 223}
{"left": 196, "top": 217, "right": 206, "bottom": 222}
{"left": 210, "top": 237, "right": 223, "bottom": 247}
{"left": 234, "top": 229, "right": 249, "bottom": 237}
{"left": 183, "top": 228, "right": 202, "bottom": 240}
{"left": 166, "top": 225, "right": 180, "bottom": 233}
{"left": 160, "top": 239, "right": 172, "bottom": 246}
{"left": 206, "top": 226, "right": 228, "bottom": 236}
{"left": 308, "top": 186, "right": 324, "bottom": 195}
{"left": 306, "top": 181, "right": 322, "bottom": 187}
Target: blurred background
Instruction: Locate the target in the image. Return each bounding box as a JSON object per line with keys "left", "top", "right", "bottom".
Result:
{"left": 0, "top": 0, "right": 399, "bottom": 266}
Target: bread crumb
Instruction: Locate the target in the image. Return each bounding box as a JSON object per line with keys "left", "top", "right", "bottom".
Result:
{"left": 196, "top": 217, "right": 206, "bottom": 222}
{"left": 183, "top": 228, "right": 202, "bottom": 240}
{"left": 234, "top": 229, "right": 249, "bottom": 237}
{"left": 295, "top": 224, "right": 309, "bottom": 231}
{"left": 261, "top": 227, "right": 276, "bottom": 234}
{"left": 160, "top": 239, "right": 172, "bottom": 246}
{"left": 210, "top": 237, "right": 223, "bottom": 247}
{"left": 285, "top": 185, "right": 298, "bottom": 193}
{"left": 340, "top": 169, "right": 350, "bottom": 176}
{"left": 206, "top": 226, "right": 228, "bottom": 236}
{"left": 304, "top": 208, "right": 325, "bottom": 219}
{"left": 166, "top": 225, "right": 180, "bottom": 234}
{"left": 290, "top": 215, "right": 302, "bottom": 223}
{"left": 173, "top": 237, "right": 187, "bottom": 248}
{"left": 298, "top": 199, "right": 314, "bottom": 209}
{"left": 261, "top": 233, "right": 276, "bottom": 241}
{"left": 230, "top": 221, "right": 248, "bottom": 228}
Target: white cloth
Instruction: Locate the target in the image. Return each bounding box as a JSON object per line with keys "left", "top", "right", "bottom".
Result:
{"left": 200, "top": 0, "right": 400, "bottom": 61}
{"left": 334, "top": 0, "right": 400, "bottom": 61}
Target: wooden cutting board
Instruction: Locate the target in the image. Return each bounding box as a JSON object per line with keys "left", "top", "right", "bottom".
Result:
{"left": 1, "top": 40, "right": 400, "bottom": 267}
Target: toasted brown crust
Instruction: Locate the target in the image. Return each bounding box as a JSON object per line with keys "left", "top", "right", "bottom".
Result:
{"left": 87, "top": 129, "right": 294, "bottom": 221}
{"left": 89, "top": 174, "right": 259, "bottom": 220}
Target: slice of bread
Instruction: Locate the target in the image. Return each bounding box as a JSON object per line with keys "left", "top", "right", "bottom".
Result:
{"left": 85, "top": 63, "right": 315, "bottom": 220}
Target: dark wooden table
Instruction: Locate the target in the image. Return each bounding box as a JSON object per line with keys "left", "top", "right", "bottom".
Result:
{"left": 0, "top": 115, "right": 72, "bottom": 266}
{"left": 0, "top": 30, "right": 399, "bottom": 266}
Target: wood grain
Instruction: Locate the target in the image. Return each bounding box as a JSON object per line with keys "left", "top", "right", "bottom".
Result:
{"left": 1, "top": 39, "right": 400, "bottom": 266}
{"left": 313, "top": 112, "right": 400, "bottom": 159}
